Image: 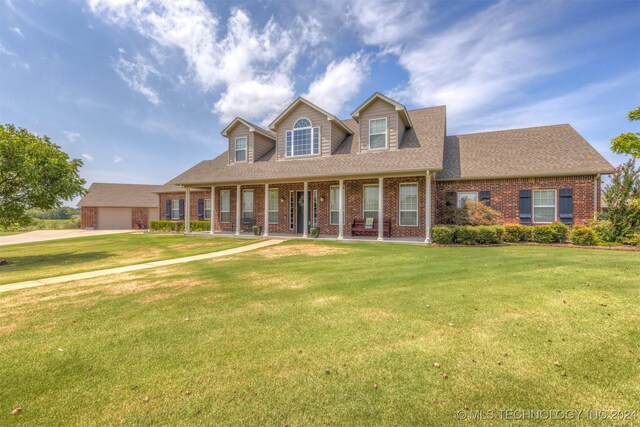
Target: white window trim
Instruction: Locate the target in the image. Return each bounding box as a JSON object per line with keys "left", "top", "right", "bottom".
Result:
{"left": 533, "top": 189, "right": 557, "bottom": 224}
{"left": 171, "top": 199, "right": 180, "bottom": 220}
{"left": 368, "top": 117, "right": 388, "bottom": 150}
{"left": 457, "top": 191, "right": 479, "bottom": 208}
{"left": 329, "top": 185, "right": 345, "bottom": 225}
{"left": 235, "top": 137, "right": 247, "bottom": 163}
{"left": 204, "top": 198, "right": 211, "bottom": 220}
{"left": 399, "top": 182, "right": 419, "bottom": 227}
{"left": 268, "top": 188, "right": 278, "bottom": 224}
{"left": 362, "top": 184, "right": 379, "bottom": 220}
{"left": 242, "top": 189, "right": 254, "bottom": 224}
{"left": 286, "top": 118, "right": 319, "bottom": 158}
{"left": 219, "top": 190, "right": 230, "bottom": 223}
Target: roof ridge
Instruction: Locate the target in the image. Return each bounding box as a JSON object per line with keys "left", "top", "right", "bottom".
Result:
{"left": 451, "top": 123, "right": 571, "bottom": 138}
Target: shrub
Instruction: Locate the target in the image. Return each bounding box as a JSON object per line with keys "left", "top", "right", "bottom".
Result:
{"left": 603, "top": 159, "right": 640, "bottom": 241}
{"left": 190, "top": 220, "right": 212, "bottom": 232}
{"left": 590, "top": 219, "right": 617, "bottom": 243}
{"left": 548, "top": 222, "right": 569, "bottom": 243}
{"left": 150, "top": 220, "right": 177, "bottom": 232}
{"left": 503, "top": 224, "right": 531, "bottom": 242}
{"left": 570, "top": 226, "right": 597, "bottom": 246}
{"left": 444, "top": 201, "right": 503, "bottom": 226}
{"left": 622, "top": 233, "right": 640, "bottom": 247}
{"left": 432, "top": 226, "right": 455, "bottom": 244}
{"left": 531, "top": 225, "right": 556, "bottom": 243}
{"left": 453, "top": 226, "right": 479, "bottom": 245}
{"left": 475, "top": 225, "right": 505, "bottom": 244}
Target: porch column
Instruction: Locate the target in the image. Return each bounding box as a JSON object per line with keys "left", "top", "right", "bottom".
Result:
{"left": 303, "top": 181, "right": 309, "bottom": 238}
{"left": 425, "top": 171, "right": 432, "bottom": 244}
{"left": 338, "top": 179, "right": 344, "bottom": 240}
{"left": 210, "top": 185, "right": 215, "bottom": 234}
{"left": 264, "top": 183, "right": 269, "bottom": 237}
{"left": 377, "top": 177, "right": 384, "bottom": 241}
{"left": 235, "top": 185, "right": 241, "bottom": 236}
{"left": 185, "top": 188, "right": 191, "bottom": 234}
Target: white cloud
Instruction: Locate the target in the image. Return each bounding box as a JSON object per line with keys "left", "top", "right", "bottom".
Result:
{"left": 82, "top": 153, "right": 94, "bottom": 161}
{"left": 113, "top": 53, "right": 160, "bottom": 105}
{"left": 392, "top": 2, "right": 559, "bottom": 118}
{"left": 0, "top": 42, "right": 16, "bottom": 56}
{"left": 348, "top": 0, "right": 428, "bottom": 46}
{"left": 88, "top": 1, "right": 325, "bottom": 123}
{"left": 113, "top": 155, "right": 124, "bottom": 164}
{"left": 10, "top": 27, "right": 24, "bottom": 37}
{"left": 63, "top": 130, "right": 82, "bottom": 142}
{"left": 304, "top": 52, "right": 370, "bottom": 114}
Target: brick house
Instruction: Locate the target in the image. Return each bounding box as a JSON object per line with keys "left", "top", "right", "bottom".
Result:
{"left": 152, "top": 92, "right": 612, "bottom": 242}
{"left": 78, "top": 183, "right": 159, "bottom": 229}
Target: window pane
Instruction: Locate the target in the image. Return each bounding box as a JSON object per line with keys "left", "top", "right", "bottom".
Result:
{"left": 293, "top": 128, "right": 311, "bottom": 156}
{"left": 369, "top": 133, "right": 386, "bottom": 149}
{"left": 235, "top": 150, "right": 246, "bottom": 162}
{"left": 313, "top": 127, "right": 319, "bottom": 154}
{"left": 534, "top": 207, "right": 555, "bottom": 223}
{"left": 457, "top": 192, "right": 477, "bottom": 207}
{"left": 400, "top": 211, "right": 418, "bottom": 226}
{"left": 220, "top": 212, "right": 230, "bottom": 223}
{"left": 364, "top": 211, "right": 378, "bottom": 222}
{"left": 204, "top": 199, "right": 211, "bottom": 219}
{"left": 269, "top": 212, "right": 278, "bottom": 224}
{"left": 294, "top": 118, "right": 311, "bottom": 128}
{"left": 400, "top": 184, "right": 418, "bottom": 210}
{"left": 534, "top": 190, "right": 555, "bottom": 206}
{"left": 369, "top": 118, "right": 386, "bottom": 134}
{"left": 220, "top": 191, "right": 230, "bottom": 211}
{"left": 363, "top": 186, "right": 379, "bottom": 211}
{"left": 269, "top": 189, "right": 278, "bottom": 209}
{"left": 330, "top": 211, "right": 339, "bottom": 225}
{"left": 242, "top": 190, "right": 253, "bottom": 224}
{"left": 286, "top": 131, "right": 292, "bottom": 157}
{"left": 235, "top": 138, "right": 247, "bottom": 149}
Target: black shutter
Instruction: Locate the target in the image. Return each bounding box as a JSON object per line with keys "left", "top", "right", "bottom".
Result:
{"left": 179, "top": 199, "right": 185, "bottom": 220}
{"left": 559, "top": 188, "right": 573, "bottom": 225}
{"left": 479, "top": 190, "right": 491, "bottom": 206}
{"left": 519, "top": 190, "right": 532, "bottom": 224}
{"left": 197, "top": 199, "right": 204, "bottom": 220}
{"left": 165, "top": 199, "right": 171, "bottom": 219}
{"left": 445, "top": 192, "right": 457, "bottom": 207}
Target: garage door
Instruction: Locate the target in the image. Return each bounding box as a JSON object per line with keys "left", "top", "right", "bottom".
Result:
{"left": 97, "top": 207, "right": 132, "bottom": 229}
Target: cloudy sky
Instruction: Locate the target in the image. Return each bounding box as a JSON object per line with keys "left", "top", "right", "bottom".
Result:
{"left": 1, "top": 0, "right": 639, "bottom": 202}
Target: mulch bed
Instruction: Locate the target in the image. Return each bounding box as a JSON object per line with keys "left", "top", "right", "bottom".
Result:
{"left": 432, "top": 243, "right": 640, "bottom": 251}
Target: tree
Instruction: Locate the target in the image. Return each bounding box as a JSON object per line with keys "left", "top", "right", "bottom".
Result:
{"left": 611, "top": 107, "right": 640, "bottom": 159}
{"left": 602, "top": 159, "right": 640, "bottom": 241}
{"left": 0, "top": 124, "right": 86, "bottom": 229}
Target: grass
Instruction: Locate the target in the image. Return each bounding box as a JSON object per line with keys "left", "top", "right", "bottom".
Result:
{"left": 0, "top": 234, "right": 257, "bottom": 285}
{"left": 0, "top": 240, "right": 639, "bottom": 425}
{"left": 0, "top": 231, "right": 24, "bottom": 237}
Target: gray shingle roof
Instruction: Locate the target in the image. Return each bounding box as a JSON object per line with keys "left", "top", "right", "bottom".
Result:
{"left": 77, "top": 183, "right": 159, "bottom": 207}
{"left": 437, "top": 124, "right": 613, "bottom": 180}
{"left": 164, "top": 106, "right": 447, "bottom": 188}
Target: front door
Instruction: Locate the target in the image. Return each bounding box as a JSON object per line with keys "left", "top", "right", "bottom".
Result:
{"left": 296, "top": 191, "right": 311, "bottom": 233}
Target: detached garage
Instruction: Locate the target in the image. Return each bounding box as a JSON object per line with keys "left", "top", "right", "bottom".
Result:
{"left": 78, "top": 183, "right": 160, "bottom": 230}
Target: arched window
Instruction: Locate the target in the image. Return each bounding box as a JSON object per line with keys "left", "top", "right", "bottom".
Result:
{"left": 286, "top": 118, "right": 319, "bottom": 157}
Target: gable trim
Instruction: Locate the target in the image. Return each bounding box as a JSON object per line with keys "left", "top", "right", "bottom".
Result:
{"left": 268, "top": 96, "right": 352, "bottom": 135}
{"left": 221, "top": 117, "right": 275, "bottom": 140}
{"left": 351, "top": 92, "right": 413, "bottom": 129}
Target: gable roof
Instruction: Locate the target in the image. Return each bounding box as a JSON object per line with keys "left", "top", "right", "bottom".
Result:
{"left": 437, "top": 124, "right": 614, "bottom": 180}
{"left": 268, "top": 96, "right": 352, "bottom": 135}
{"left": 351, "top": 92, "right": 413, "bottom": 128}
{"left": 220, "top": 117, "right": 275, "bottom": 140}
{"left": 166, "top": 105, "right": 446, "bottom": 188}
{"left": 77, "top": 183, "right": 159, "bottom": 207}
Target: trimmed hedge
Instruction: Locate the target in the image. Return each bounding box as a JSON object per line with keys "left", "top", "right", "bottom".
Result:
{"left": 530, "top": 223, "right": 568, "bottom": 244}
{"left": 570, "top": 226, "right": 597, "bottom": 246}
{"left": 503, "top": 224, "right": 531, "bottom": 242}
{"left": 432, "top": 226, "right": 455, "bottom": 244}
{"left": 150, "top": 220, "right": 211, "bottom": 232}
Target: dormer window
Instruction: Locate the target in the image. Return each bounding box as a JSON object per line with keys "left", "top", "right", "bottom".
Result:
{"left": 235, "top": 137, "right": 247, "bottom": 162}
{"left": 369, "top": 117, "right": 387, "bottom": 149}
{"left": 286, "top": 117, "right": 319, "bottom": 157}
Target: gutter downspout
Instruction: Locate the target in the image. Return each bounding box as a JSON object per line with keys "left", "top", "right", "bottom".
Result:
{"left": 594, "top": 174, "right": 600, "bottom": 217}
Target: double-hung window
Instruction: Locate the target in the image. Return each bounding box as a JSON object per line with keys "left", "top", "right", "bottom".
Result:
{"left": 171, "top": 199, "right": 180, "bottom": 220}
{"left": 286, "top": 118, "right": 319, "bottom": 157}
{"left": 268, "top": 189, "right": 279, "bottom": 224}
{"left": 533, "top": 190, "right": 556, "bottom": 223}
{"left": 399, "top": 183, "right": 418, "bottom": 226}
{"left": 329, "top": 186, "right": 344, "bottom": 225}
{"left": 369, "top": 117, "right": 387, "bottom": 149}
{"left": 363, "top": 185, "right": 379, "bottom": 222}
{"left": 457, "top": 191, "right": 478, "bottom": 207}
{"left": 220, "top": 190, "right": 230, "bottom": 223}
{"left": 204, "top": 199, "right": 211, "bottom": 220}
{"left": 235, "top": 137, "right": 247, "bottom": 162}
{"left": 242, "top": 190, "right": 254, "bottom": 224}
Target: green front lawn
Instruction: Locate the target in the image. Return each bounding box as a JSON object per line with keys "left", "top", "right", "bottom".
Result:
{"left": 0, "top": 234, "right": 256, "bottom": 285}
{"left": 0, "top": 231, "right": 25, "bottom": 237}
{"left": 1, "top": 241, "right": 638, "bottom": 425}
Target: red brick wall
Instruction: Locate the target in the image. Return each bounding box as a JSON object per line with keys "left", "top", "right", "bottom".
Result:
{"left": 81, "top": 207, "right": 97, "bottom": 229}
{"left": 434, "top": 175, "right": 599, "bottom": 225}
{"left": 131, "top": 207, "right": 148, "bottom": 229}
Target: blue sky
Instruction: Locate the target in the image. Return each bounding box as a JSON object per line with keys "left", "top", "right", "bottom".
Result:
{"left": 1, "top": 0, "right": 639, "bottom": 205}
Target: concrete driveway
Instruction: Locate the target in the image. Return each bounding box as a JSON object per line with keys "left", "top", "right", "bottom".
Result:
{"left": 0, "top": 229, "right": 134, "bottom": 246}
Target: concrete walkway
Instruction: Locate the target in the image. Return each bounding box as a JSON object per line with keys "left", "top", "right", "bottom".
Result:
{"left": 0, "top": 239, "right": 281, "bottom": 294}
{"left": 0, "top": 229, "right": 133, "bottom": 247}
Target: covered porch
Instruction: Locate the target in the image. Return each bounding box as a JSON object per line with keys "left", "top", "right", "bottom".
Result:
{"left": 181, "top": 172, "right": 435, "bottom": 243}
